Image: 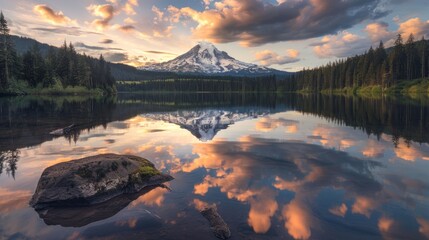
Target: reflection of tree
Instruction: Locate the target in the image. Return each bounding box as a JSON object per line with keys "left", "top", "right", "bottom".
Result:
{"left": 0, "top": 149, "right": 20, "bottom": 178}
{"left": 287, "top": 94, "right": 429, "bottom": 146}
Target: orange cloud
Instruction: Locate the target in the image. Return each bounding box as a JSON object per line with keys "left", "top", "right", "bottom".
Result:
{"left": 378, "top": 216, "right": 394, "bottom": 233}
{"left": 247, "top": 188, "right": 278, "bottom": 234}
{"left": 255, "top": 117, "right": 299, "bottom": 132}
{"left": 87, "top": 4, "right": 115, "bottom": 30}
{"left": 33, "top": 5, "right": 76, "bottom": 25}
{"left": 255, "top": 49, "right": 300, "bottom": 66}
{"left": 282, "top": 198, "right": 312, "bottom": 240}
{"left": 417, "top": 218, "right": 429, "bottom": 239}
{"left": 329, "top": 203, "right": 348, "bottom": 217}
{"left": 351, "top": 196, "right": 377, "bottom": 218}
{"left": 399, "top": 18, "right": 429, "bottom": 40}
{"left": 130, "top": 187, "right": 169, "bottom": 207}
{"left": 365, "top": 22, "right": 394, "bottom": 43}
{"left": 362, "top": 139, "right": 385, "bottom": 158}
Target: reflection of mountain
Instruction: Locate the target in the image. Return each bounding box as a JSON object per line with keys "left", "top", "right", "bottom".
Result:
{"left": 35, "top": 185, "right": 163, "bottom": 227}
{"left": 143, "top": 109, "right": 269, "bottom": 141}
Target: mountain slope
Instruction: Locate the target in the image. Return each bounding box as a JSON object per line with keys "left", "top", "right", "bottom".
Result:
{"left": 140, "top": 42, "right": 288, "bottom": 76}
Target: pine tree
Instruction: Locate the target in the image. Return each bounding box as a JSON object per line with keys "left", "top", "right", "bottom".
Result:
{"left": 0, "top": 12, "right": 12, "bottom": 90}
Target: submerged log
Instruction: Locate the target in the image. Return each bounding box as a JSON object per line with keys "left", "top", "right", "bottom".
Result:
{"left": 200, "top": 206, "right": 231, "bottom": 239}
{"left": 49, "top": 124, "right": 76, "bottom": 136}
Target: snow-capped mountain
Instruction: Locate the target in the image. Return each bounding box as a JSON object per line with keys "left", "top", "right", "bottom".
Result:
{"left": 140, "top": 42, "right": 288, "bottom": 76}
{"left": 143, "top": 109, "right": 269, "bottom": 141}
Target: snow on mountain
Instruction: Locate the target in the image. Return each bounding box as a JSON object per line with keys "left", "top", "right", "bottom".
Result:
{"left": 142, "top": 109, "right": 270, "bottom": 141}
{"left": 140, "top": 41, "right": 286, "bottom": 75}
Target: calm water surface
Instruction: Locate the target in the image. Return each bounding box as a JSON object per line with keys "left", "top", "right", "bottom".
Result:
{"left": 0, "top": 93, "right": 429, "bottom": 240}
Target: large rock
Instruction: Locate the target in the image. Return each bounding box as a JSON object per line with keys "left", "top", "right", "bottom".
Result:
{"left": 30, "top": 154, "right": 173, "bottom": 209}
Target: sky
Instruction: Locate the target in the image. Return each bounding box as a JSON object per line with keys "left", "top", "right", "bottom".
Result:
{"left": 0, "top": 0, "right": 428, "bottom": 72}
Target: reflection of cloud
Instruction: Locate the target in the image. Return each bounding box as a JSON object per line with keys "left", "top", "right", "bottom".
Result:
{"left": 351, "top": 196, "right": 377, "bottom": 218}
{"left": 0, "top": 188, "right": 32, "bottom": 214}
{"left": 183, "top": 137, "right": 382, "bottom": 236}
{"left": 312, "top": 125, "right": 358, "bottom": 149}
{"left": 329, "top": 203, "right": 347, "bottom": 217}
{"left": 362, "top": 139, "right": 385, "bottom": 158}
{"left": 248, "top": 188, "right": 278, "bottom": 234}
{"left": 394, "top": 141, "right": 429, "bottom": 161}
{"left": 192, "top": 199, "right": 214, "bottom": 211}
{"left": 255, "top": 117, "right": 299, "bottom": 133}
{"left": 378, "top": 216, "right": 394, "bottom": 233}
{"left": 130, "top": 187, "right": 169, "bottom": 207}
{"left": 282, "top": 197, "right": 312, "bottom": 240}
{"left": 417, "top": 218, "right": 429, "bottom": 239}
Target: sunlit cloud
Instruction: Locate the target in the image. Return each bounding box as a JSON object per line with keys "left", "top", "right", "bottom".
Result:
{"left": 398, "top": 18, "right": 429, "bottom": 40}
{"left": 87, "top": 4, "right": 115, "bottom": 30}
{"left": 33, "top": 4, "right": 77, "bottom": 26}
{"left": 282, "top": 197, "right": 312, "bottom": 240}
{"left": 417, "top": 218, "right": 429, "bottom": 239}
{"left": 255, "top": 49, "right": 300, "bottom": 66}
{"left": 329, "top": 203, "right": 348, "bottom": 217}
{"left": 378, "top": 216, "right": 394, "bottom": 233}
{"left": 164, "top": 0, "right": 388, "bottom": 46}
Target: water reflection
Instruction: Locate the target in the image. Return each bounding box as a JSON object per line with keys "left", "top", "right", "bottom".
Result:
{"left": 36, "top": 185, "right": 167, "bottom": 227}
{"left": 0, "top": 150, "right": 19, "bottom": 178}
{"left": 182, "top": 137, "right": 383, "bottom": 238}
{"left": 0, "top": 93, "right": 428, "bottom": 239}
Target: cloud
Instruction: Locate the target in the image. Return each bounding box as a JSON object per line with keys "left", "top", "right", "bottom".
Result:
{"left": 312, "top": 17, "right": 429, "bottom": 59}
{"left": 123, "top": 0, "right": 139, "bottom": 16}
{"left": 329, "top": 203, "right": 348, "bottom": 217}
{"left": 74, "top": 42, "right": 122, "bottom": 51}
{"left": 117, "top": 25, "right": 136, "bottom": 32}
{"left": 87, "top": 4, "right": 115, "bottom": 30}
{"left": 166, "top": 0, "right": 389, "bottom": 46}
{"left": 365, "top": 22, "right": 395, "bottom": 43}
{"left": 104, "top": 52, "right": 128, "bottom": 62}
{"left": 152, "top": 6, "right": 174, "bottom": 38}
{"left": 33, "top": 4, "right": 76, "bottom": 25}
{"left": 255, "top": 49, "right": 300, "bottom": 66}
{"left": 398, "top": 17, "right": 429, "bottom": 40}
{"left": 313, "top": 31, "right": 370, "bottom": 58}
{"left": 31, "top": 27, "right": 102, "bottom": 36}
{"left": 99, "top": 39, "right": 114, "bottom": 44}
{"left": 144, "top": 50, "right": 177, "bottom": 56}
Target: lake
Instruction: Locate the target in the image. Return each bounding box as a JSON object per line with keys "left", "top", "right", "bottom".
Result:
{"left": 0, "top": 93, "right": 429, "bottom": 240}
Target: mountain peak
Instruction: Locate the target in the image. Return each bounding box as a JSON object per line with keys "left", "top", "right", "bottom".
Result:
{"left": 140, "top": 42, "right": 288, "bottom": 76}
{"left": 197, "top": 41, "right": 216, "bottom": 49}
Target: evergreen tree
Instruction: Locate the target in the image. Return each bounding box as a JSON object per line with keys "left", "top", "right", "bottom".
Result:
{"left": 0, "top": 12, "right": 13, "bottom": 89}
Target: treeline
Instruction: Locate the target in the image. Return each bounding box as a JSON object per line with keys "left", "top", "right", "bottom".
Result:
{"left": 0, "top": 12, "right": 115, "bottom": 94}
{"left": 279, "top": 34, "right": 429, "bottom": 92}
{"left": 117, "top": 75, "right": 277, "bottom": 92}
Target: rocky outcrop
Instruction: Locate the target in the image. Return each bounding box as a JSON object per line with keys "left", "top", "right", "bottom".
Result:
{"left": 201, "top": 206, "right": 231, "bottom": 239}
{"left": 29, "top": 154, "right": 173, "bottom": 209}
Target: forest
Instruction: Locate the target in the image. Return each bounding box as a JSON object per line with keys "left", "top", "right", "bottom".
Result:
{"left": 117, "top": 75, "right": 277, "bottom": 92}
{"left": 278, "top": 34, "right": 429, "bottom": 94}
{"left": 0, "top": 12, "right": 116, "bottom": 95}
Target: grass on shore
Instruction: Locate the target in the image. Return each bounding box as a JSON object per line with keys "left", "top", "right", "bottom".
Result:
{"left": 317, "top": 79, "right": 429, "bottom": 98}
{"left": 1, "top": 79, "right": 112, "bottom": 96}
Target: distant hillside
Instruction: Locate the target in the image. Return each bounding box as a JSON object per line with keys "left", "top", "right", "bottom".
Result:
{"left": 10, "top": 35, "right": 163, "bottom": 81}
{"left": 11, "top": 36, "right": 54, "bottom": 56}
